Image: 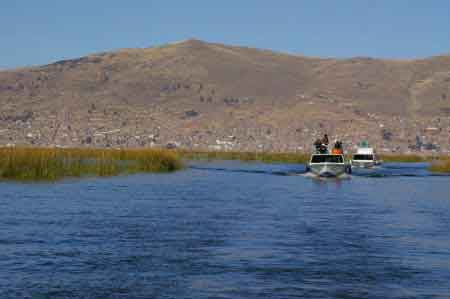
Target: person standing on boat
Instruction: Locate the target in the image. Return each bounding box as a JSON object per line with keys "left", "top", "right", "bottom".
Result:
{"left": 321, "top": 134, "right": 329, "bottom": 153}
{"left": 332, "top": 140, "right": 343, "bottom": 155}
{"left": 314, "top": 138, "right": 322, "bottom": 153}
{"left": 313, "top": 134, "right": 330, "bottom": 154}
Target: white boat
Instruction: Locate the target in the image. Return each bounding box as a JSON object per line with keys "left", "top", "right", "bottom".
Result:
{"left": 306, "top": 153, "right": 350, "bottom": 177}
{"left": 350, "top": 147, "right": 381, "bottom": 168}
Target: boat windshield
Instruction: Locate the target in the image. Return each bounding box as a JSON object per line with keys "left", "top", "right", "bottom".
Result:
{"left": 353, "top": 154, "right": 374, "bottom": 161}
{"left": 311, "top": 155, "right": 343, "bottom": 163}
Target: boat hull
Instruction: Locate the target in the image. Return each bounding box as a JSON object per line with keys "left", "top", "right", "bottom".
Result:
{"left": 351, "top": 160, "right": 375, "bottom": 168}
{"left": 351, "top": 160, "right": 382, "bottom": 168}
{"left": 309, "top": 163, "right": 347, "bottom": 177}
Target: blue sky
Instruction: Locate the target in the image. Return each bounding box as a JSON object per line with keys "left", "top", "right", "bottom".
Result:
{"left": 1, "top": 1, "right": 449, "bottom": 69}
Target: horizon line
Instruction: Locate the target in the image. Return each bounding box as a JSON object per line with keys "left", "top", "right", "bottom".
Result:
{"left": 2, "top": 38, "right": 450, "bottom": 71}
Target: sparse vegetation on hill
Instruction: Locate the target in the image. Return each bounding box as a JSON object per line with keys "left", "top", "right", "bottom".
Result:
{"left": 0, "top": 39, "right": 449, "bottom": 153}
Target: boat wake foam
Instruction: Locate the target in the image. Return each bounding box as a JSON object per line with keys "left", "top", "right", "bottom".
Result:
{"left": 188, "top": 164, "right": 448, "bottom": 179}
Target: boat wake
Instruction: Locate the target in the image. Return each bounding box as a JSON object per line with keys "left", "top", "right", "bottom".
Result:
{"left": 300, "top": 172, "right": 351, "bottom": 180}
{"left": 188, "top": 165, "right": 304, "bottom": 177}
{"left": 189, "top": 162, "right": 449, "bottom": 179}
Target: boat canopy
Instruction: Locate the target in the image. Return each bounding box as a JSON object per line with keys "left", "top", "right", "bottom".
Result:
{"left": 356, "top": 147, "right": 374, "bottom": 155}
{"left": 311, "top": 155, "right": 344, "bottom": 163}
{"left": 353, "top": 154, "right": 374, "bottom": 161}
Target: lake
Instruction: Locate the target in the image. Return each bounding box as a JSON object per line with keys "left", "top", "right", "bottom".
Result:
{"left": 1, "top": 161, "right": 449, "bottom": 298}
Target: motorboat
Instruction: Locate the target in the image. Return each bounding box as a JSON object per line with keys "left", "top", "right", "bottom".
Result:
{"left": 351, "top": 144, "right": 382, "bottom": 168}
{"left": 306, "top": 153, "right": 351, "bottom": 177}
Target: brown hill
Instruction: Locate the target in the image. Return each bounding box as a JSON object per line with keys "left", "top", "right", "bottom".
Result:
{"left": 0, "top": 39, "right": 449, "bottom": 152}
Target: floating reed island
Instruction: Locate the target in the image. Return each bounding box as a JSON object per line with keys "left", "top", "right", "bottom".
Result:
{"left": 0, "top": 147, "right": 183, "bottom": 181}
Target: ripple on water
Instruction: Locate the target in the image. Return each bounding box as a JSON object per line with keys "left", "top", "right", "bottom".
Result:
{"left": 0, "top": 161, "right": 449, "bottom": 298}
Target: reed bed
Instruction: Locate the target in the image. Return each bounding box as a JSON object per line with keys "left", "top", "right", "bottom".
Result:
{"left": 4, "top": 146, "right": 446, "bottom": 180}
{"left": 429, "top": 157, "right": 450, "bottom": 173}
{"left": 0, "top": 147, "right": 183, "bottom": 181}
{"left": 180, "top": 150, "right": 443, "bottom": 164}
{"left": 378, "top": 154, "right": 428, "bottom": 163}
{"left": 179, "top": 150, "right": 309, "bottom": 164}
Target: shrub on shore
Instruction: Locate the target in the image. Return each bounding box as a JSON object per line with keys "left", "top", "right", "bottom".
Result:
{"left": 0, "top": 147, "right": 183, "bottom": 181}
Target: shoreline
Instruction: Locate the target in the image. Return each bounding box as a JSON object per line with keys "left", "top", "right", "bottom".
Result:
{"left": 178, "top": 150, "right": 450, "bottom": 173}
{"left": 0, "top": 147, "right": 448, "bottom": 181}
{"left": 178, "top": 149, "right": 437, "bottom": 163}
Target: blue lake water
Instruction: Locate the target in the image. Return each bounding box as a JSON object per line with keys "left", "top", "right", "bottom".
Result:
{"left": 1, "top": 161, "right": 449, "bottom": 298}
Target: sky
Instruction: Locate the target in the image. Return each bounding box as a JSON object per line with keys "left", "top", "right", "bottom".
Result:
{"left": 1, "top": 1, "right": 450, "bottom": 69}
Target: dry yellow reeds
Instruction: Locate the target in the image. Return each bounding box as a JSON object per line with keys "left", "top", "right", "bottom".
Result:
{"left": 178, "top": 150, "right": 309, "bottom": 164}
{"left": 429, "top": 157, "right": 450, "bottom": 173}
{"left": 378, "top": 154, "right": 428, "bottom": 163}
{"left": 0, "top": 147, "right": 183, "bottom": 181}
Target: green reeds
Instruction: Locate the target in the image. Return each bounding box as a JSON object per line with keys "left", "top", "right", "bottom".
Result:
{"left": 178, "top": 150, "right": 309, "bottom": 164}
{"left": 0, "top": 147, "right": 183, "bottom": 181}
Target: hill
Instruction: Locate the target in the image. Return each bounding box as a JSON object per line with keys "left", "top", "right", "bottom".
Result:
{"left": 0, "top": 39, "right": 449, "bottom": 153}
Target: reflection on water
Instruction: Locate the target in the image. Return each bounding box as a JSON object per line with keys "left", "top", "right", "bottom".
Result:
{"left": 0, "top": 161, "right": 449, "bottom": 298}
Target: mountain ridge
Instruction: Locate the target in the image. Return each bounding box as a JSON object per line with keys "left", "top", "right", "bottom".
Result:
{"left": 0, "top": 39, "right": 449, "bottom": 152}
{"left": 7, "top": 39, "right": 450, "bottom": 72}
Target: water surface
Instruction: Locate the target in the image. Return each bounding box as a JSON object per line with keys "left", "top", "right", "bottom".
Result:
{"left": 1, "top": 161, "right": 449, "bottom": 298}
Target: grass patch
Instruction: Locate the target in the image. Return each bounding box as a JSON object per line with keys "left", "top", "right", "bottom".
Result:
{"left": 0, "top": 147, "right": 183, "bottom": 181}
{"left": 379, "top": 154, "right": 429, "bottom": 163}
{"left": 429, "top": 157, "right": 450, "bottom": 173}
{"left": 179, "top": 150, "right": 309, "bottom": 164}
{"left": 181, "top": 150, "right": 441, "bottom": 164}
